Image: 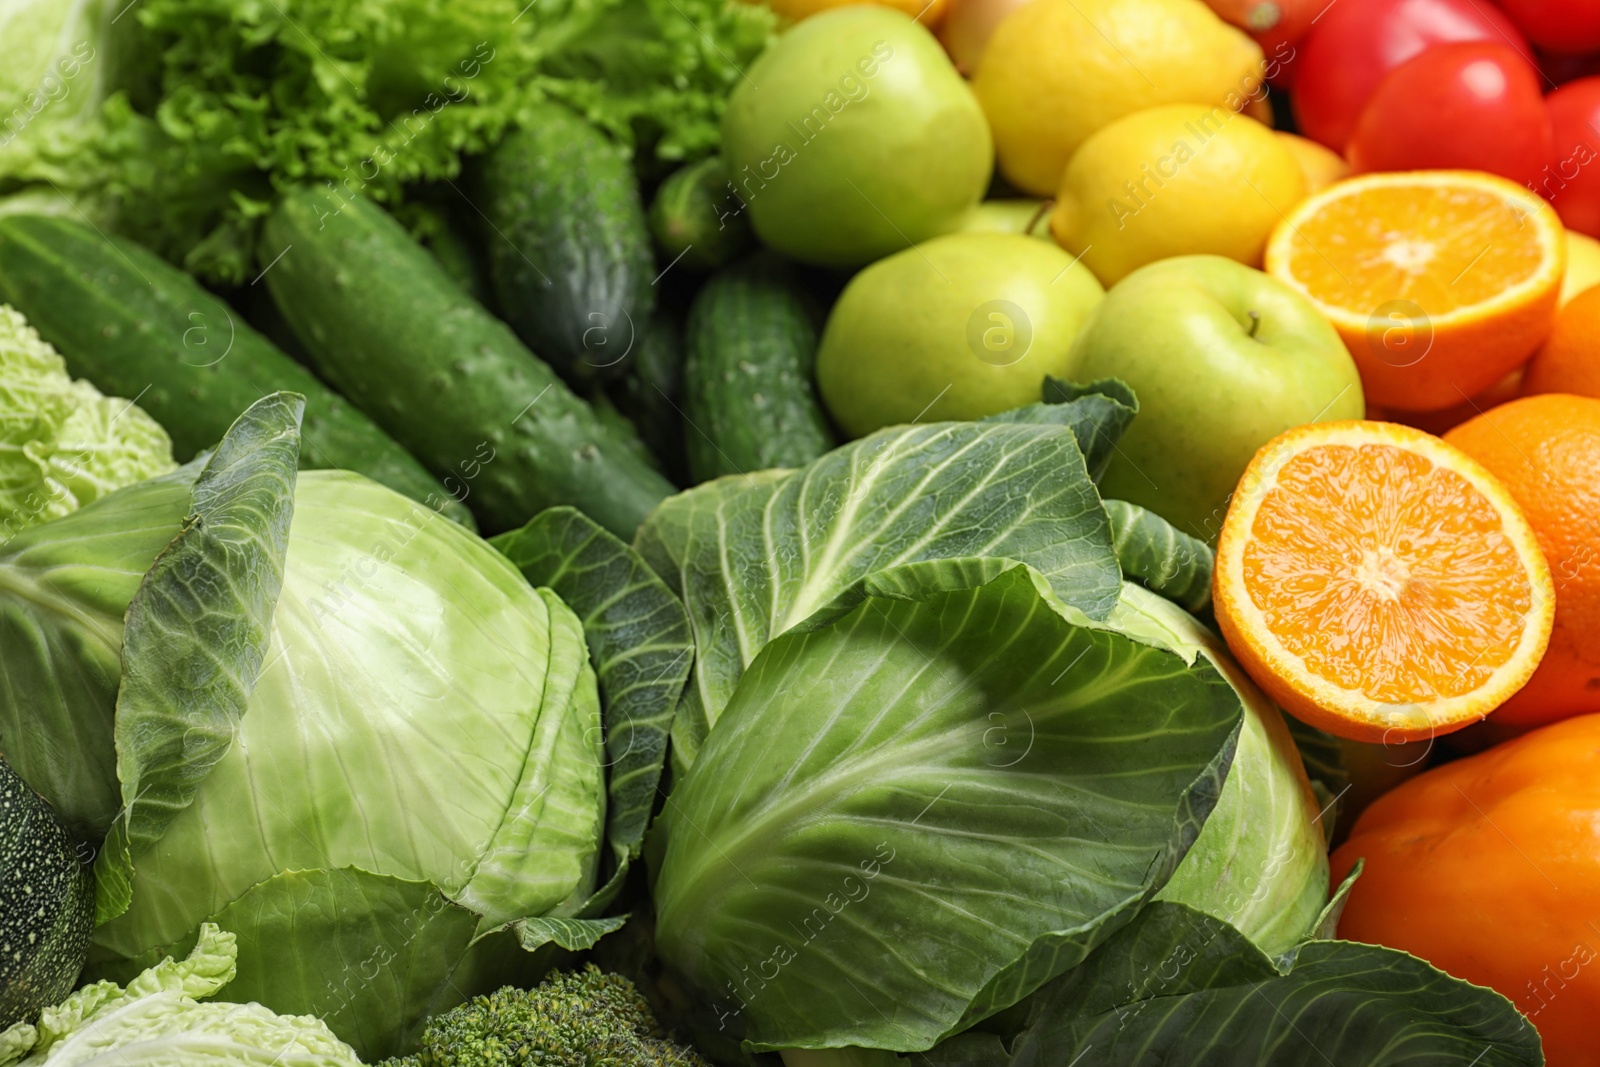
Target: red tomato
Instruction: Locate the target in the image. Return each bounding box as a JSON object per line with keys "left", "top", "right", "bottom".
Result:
{"left": 1542, "top": 78, "right": 1600, "bottom": 238}
{"left": 1347, "top": 42, "right": 1552, "bottom": 186}
{"left": 1291, "top": 0, "right": 1531, "bottom": 151}
{"left": 1494, "top": 0, "right": 1600, "bottom": 55}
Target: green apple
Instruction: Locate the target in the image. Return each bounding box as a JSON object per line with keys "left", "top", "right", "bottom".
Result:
{"left": 815, "top": 232, "right": 1104, "bottom": 436}
{"left": 721, "top": 7, "right": 992, "bottom": 268}
{"left": 1067, "top": 255, "right": 1365, "bottom": 542}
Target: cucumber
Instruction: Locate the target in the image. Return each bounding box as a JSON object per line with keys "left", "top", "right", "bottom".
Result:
{"left": 478, "top": 105, "right": 653, "bottom": 383}
{"left": 0, "top": 755, "right": 93, "bottom": 1030}
{"left": 683, "top": 253, "right": 835, "bottom": 481}
{"left": 613, "top": 311, "right": 688, "bottom": 484}
{"left": 649, "top": 157, "right": 753, "bottom": 272}
{"left": 261, "top": 185, "right": 674, "bottom": 539}
{"left": 0, "top": 215, "right": 474, "bottom": 529}
{"left": 408, "top": 203, "right": 493, "bottom": 308}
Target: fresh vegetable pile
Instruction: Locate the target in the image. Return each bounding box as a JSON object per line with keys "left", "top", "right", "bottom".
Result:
{"left": 3, "top": 0, "right": 1600, "bottom": 1064}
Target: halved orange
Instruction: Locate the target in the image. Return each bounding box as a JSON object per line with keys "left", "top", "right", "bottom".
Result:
{"left": 1265, "top": 171, "right": 1565, "bottom": 414}
{"left": 1214, "top": 421, "right": 1554, "bottom": 743}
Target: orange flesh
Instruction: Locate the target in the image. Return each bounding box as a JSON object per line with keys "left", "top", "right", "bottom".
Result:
{"left": 1281, "top": 185, "right": 1546, "bottom": 314}
{"left": 1242, "top": 442, "right": 1532, "bottom": 704}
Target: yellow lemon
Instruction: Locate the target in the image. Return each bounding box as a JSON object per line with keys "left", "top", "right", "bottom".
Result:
{"left": 972, "top": 0, "right": 1263, "bottom": 197}
{"left": 1562, "top": 229, "right": 1600, "bottom": 305}
{"left": 1276, "top": 132, "right": 1348, "bottom": 195}
{"left": 1050, "top": 104, "right": 1307, "bottom": 286}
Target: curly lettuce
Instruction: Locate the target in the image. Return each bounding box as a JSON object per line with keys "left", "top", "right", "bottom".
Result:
{"left": 0, "top": 925, "right": 363, "bottom": 1067}
{"left": 0, "top": 304, "right": 174, "bottom": 537}
{"left": 2, "top": 0, "right": 774, "bottom": 282}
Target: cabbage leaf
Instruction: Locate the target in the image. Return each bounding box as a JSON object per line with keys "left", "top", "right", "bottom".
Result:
{"left": 926, "top": 902, "right": 1541, "bottom": 1067}
{"left": 94, "top": 392, "right": 304, "bottom": 924}
{"left": 653, "top": 563, "right": 1243, "bottom": 1053}
{"left": 492, "top": 506, "right": 693, "bottom": 901}
{"left": 635, "top": 419, "right": 1122, "bottom": 772}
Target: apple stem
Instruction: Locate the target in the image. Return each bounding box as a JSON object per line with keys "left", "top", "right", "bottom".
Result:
{"left": 1246, "top": 310, "right": 1262, "bottom": 340}
{"left": 1027, "top": 200, "right": 1054, "bottom": 238}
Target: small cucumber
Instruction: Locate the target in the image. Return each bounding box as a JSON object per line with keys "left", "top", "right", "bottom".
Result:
{"left": 0, "top": 215, "right": 473, "bottom": 528}
{"left": 649, "top": 157, "right": 753, "bottom": 272}
{"left": 478, "top": 105, "right": 654, "bottom": 383}
{"left": 683, "top": 253, "right": 835, "bottom": 482}
{"left": 261, "top": 185, "right": 674, "bottom": 538}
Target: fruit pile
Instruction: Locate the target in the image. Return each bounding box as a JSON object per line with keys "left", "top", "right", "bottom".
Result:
{"left": 722, "top": 0, "right": 1600, "bottom": 1061}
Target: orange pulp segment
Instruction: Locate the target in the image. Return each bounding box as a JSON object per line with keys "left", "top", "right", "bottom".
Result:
{"left": 1214, "top": 421, "right": 1554, "bottom": 742}
{"left": 1265, "top": 171, "right": 1564, "bottom": 413}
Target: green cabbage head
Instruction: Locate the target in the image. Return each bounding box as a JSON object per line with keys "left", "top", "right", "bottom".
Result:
{"left": 0, "top": 432, "right": 606, "bottom": 1058}
{"left": 1110, "top": 582, "right": 1329, "bottom": 957}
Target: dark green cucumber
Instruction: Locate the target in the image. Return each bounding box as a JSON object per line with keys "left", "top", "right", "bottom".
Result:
{"left": 261, "top": 185, "right": 674, "bottom": 538}
{"left": 649, "top": 157, "right": 752, "bottom": 272}
{"left": 479, "top": 105, "right": 654, "bottom": 383}
{"left": 411, "top": 204, "right": 493, "bottom": 307}
{"left": 613, "top": 311, "right": 688, "bottom": 485}
{"left": 0, "top": 756, "right": 93, "bottom": 1030}
{"left": 683, "top": 253, "right": 835, "bottom": 481}
{"left": 0, "top": 215, "right": 473, "bottom": 529}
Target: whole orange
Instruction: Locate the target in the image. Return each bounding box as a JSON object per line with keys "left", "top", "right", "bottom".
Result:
{"left": 1524, "top": 285, "right": 1600, "bottom": 400}
{"left": 1445, "top": 394, "right": 1600, "bottom": 726}
{"left": 1332, "top": 713, "right": 1600, "bottom": 1067}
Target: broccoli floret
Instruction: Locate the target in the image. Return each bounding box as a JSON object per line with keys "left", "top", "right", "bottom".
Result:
{"left": 395, "top": 965, "right": 710, "bottom": 1067}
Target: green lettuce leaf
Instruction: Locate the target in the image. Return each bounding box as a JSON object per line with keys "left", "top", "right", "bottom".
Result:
{"left": 653, "top": 563, "right": 1242, "bottom": 1053}
{"left": 94, "top": 393, "right": 304, "bottom": 924}
{"left": 0, "top": 0, "right": 117, "bottom": 192}
{"left": 635, "top": 420, "right": 1121, "bottom": 773}
{"left": 0, "top": 305, "right": 175, "bottom": 538}
{"left": 10, "top": 0, "right": 775, "bottom": 282}
{"left": 0, "top": 923, "right": 364, "bottom": 1067}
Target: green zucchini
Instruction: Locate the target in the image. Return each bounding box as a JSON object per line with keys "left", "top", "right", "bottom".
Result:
{"left": 261, "top": 185, "right": 675, "bottom": 539}
{"left": 683, "top": 253, "right": 835, "bottom": 482}
{"left": 649, "top": 157, "right": 753, "bottom": 272}
{"left": 0, "top": 756, "right": 93, "bottom": 1030}
{"left": 0, "top": 215, "right": 474, "bottom": 529}
{"left": 479, "top": 105, "right": 653, "bottom": 383}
